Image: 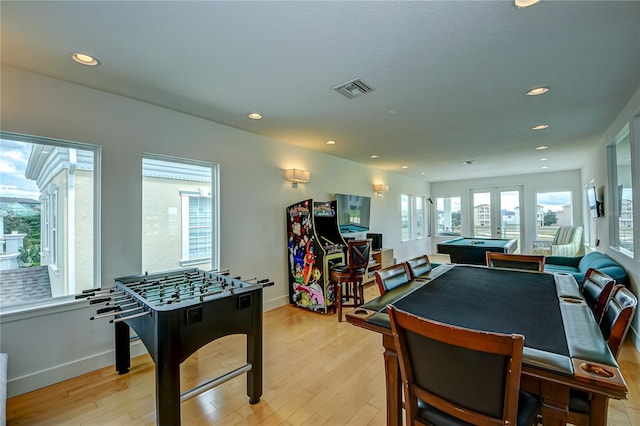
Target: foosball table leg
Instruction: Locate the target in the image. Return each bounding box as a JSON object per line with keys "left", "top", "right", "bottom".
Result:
{"left": 246, "top": 293, "right": 263, "bottom": 404}
{"left": 156, "top": 357, "right": 181, "bottom": 426}
{"left": 115, "top": 321, "right": 130, "bottom": 374}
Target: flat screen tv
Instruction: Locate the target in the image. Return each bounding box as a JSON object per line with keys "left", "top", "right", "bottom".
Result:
{"left": 587, "top": 185, "right": 598, "bottom": 217}
{"left": 335, "top": 193, "right": 371, "bottom": 233}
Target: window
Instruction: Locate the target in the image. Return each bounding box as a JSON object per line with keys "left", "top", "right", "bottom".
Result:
{"left": 49, "top": 187, "right": 58, "bottom": 268}
{"left": 0, "top": 132, "right": 99, "bottom": 309}
{"left": 436, "top": 196, "right": 461, "bottom": 236}
{"left": 607, "top": 124, "right": 634, "bottom": 257}
{"left": 535, "top": 191, "right": 573, "bottom": 241}
{"left": 181, "top": 191, "right": 212, "bottom": 260}
{"left": 142, "top": 155, "right": 219, "bottom": 273}
{"left": 401, "top": 194, "right": 411, "bottom": 241}
{"left": 415, "top": 196, "right": 426, "bottom": 239}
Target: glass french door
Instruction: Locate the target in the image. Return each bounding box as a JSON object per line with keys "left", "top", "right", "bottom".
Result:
{"left": 470, "top": 187, "right": 523, "bottom": 252}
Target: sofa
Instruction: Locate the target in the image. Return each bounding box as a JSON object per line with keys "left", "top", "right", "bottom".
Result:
{"left": 544, "top": 251, "right": 627, "bottom": 286}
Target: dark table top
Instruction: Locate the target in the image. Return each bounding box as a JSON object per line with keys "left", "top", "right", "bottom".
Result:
{"left": 357, "top": 264, "right": 617, "bottom": 377}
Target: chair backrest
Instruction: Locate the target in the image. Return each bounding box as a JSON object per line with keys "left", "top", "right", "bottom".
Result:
{"left": 553, "top": 226, "right": 580, "bottom": 245}
{"left": 600, "top": 285, "right": 637, "bottom": 358}
{"left": 485, "top": 252, "right": 545, "bottom": 272}
{"left": 375, "top": 263, "right": 411, "bottom": 295}
{"left": 551, "top": 226, "right": 584, "bottom": 256}
{"left": 582, "top": 268, "right": 616, "bottom": 323}
{"left": 347, "top": 239, "right": 371, "bottom": 274}
{"left": 387, "top": 305, "right": 525, "bottom": 426}
{"left": 405, "top": 255, "right": 432, "bottom": 280}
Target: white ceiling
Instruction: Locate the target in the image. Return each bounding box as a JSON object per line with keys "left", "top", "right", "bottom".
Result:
{"left": 1, "top": 1, "right": 639, "bottom": 182}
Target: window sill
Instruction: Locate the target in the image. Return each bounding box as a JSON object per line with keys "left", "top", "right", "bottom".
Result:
{"left": 0, "top": 295, "right": 86, "bottom": 323}
{"left": 179, "top": 257, "right": 212, "bottom": 267}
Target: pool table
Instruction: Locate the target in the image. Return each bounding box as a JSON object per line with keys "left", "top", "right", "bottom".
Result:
{"left": 346, "top": 264, "right": 627, "bottom": 426}
{"left": 437, "top": 236, "right": 517, "bottom": 265}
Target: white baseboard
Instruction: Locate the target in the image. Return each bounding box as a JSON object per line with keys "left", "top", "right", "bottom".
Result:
{"left": 7, "top": 339, "right": 147, "bottom": 398}
{"left": 264, "top": 294, "right": 289, "bottom": 312}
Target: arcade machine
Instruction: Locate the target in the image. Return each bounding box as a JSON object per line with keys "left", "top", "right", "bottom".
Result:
{"left": 286, "top": 199, "right": 346, "bottom": 313}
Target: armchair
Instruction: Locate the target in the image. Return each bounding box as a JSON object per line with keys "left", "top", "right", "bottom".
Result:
{"left": 532, "top": 225, "right": 583, "bottom": 257}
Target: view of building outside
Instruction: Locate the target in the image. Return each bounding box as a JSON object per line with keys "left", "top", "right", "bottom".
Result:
{"left": 142, "top": 156, "right": 216, "bottom": 274}
{"left": 436, "top": 196, "right": 461, "bottom": 236}
{"left": 1, "top": 135, "right": 97, "bottom": 308}
{"left": 535, "top": 191, "right": 573, "bottom": 240}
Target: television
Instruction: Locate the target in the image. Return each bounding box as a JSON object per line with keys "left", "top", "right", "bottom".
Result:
{"left": 586, "top": 184, "right": 604, "bottom": 218}
{"left": 335, "top": 193, "right": 371, "bottom": 233}
{"left": 587, "top": 185, "right": 598, "bottom": 217}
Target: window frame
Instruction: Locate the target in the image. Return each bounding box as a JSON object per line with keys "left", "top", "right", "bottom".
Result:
{"left": 436, "top": 196, "right": 462, "bottom": 237}
{"left": 180, "top": 190, "right": 213, "bottom": 265}
{"left": 142, "top": 153, "right": 220, "bottom": 271}
{"left": 401, "top": 194, "right": 412, "bottom": 242}
{"left": 607, "top": 122, "right": 636, "bottom": 258}
{"left": 534, "top": 190, "right": 574, "bottom": 241}
{"left": 415, "top": 195, "right": 427, "bottom": 239}
{"left": 0, "top": 130, "right": 101, "bottom": 312}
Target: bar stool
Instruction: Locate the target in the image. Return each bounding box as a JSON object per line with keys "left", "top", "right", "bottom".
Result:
{"left": 331, "top": 239, "right": 371, "bottom": 322}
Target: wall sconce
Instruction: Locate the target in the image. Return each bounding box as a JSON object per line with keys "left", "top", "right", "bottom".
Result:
{"left": 285, "top": 169, "right": 310, "bottom": 188}
{"left": 373, "top": 184, "right": 389, "bottom": 197}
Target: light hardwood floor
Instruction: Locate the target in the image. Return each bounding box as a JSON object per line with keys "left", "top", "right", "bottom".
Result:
{"left": 6, "top": 284, "right": 640, "bottom": 425}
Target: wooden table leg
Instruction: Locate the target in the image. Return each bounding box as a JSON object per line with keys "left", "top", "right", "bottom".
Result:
{"left": 589, "top": 394, "right": 609, "bottom": 426}
{"left": 539, "top": 380, "right": 570, "bottom": 426}
{"left": 382, "top": 334, "right": 402, "bottom": 426}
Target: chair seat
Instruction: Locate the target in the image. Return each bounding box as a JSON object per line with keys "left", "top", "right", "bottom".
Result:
{"left": 331, "top": 264, "right": 365, "bottom": 277}
{"left": 417, "top": 391, "right": 539, "bottom": 426}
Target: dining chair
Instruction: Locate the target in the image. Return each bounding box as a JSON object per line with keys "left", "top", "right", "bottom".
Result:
{"left": 330, "top": 239, "right": 371, "bottom": 322}
{"left": 581, "top": 268, "right": 616, "bottom": 323}
{"left": 405, "top": 255, "right": 434, "bottom": 280}
{"left": 386, "top": 305, "right": 540, "bottom": 426}
{"left": 374, "top": 263, "right": 411, "bottom": 296}
{"left": 485, "top": 252, "right": 545, "bottom": 272}
{"left": 561, "top": 285, "right": 637, "bottom": 426}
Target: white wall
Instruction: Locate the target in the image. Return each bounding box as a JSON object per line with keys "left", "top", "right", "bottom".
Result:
{"left": 0, "top": 65, "right": 431, "bottom": 396}
{"left": 430, "top": 170, "right": 583, "bottom": 254}
{"left": 581, "top": 84, "right": 640, "bottom": 349}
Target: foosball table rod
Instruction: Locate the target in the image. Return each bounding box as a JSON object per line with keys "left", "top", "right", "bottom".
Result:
{"left": 180, "top": 362, "right": 252, "bottom": 402}
{"left": 110, "top": 311, "right": 151, "bottom": 323}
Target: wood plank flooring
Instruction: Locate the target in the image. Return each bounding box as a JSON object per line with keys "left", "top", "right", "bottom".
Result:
{"left": 6, "top": 284, "right": 640, "bottom": 425}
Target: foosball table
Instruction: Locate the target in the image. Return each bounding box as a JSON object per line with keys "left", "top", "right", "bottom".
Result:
{"left": 87, "top": 268, "right": 273, "bottom": 425}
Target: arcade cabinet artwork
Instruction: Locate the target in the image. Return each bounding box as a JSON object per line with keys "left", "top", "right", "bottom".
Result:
{"left": 286, "top": 199, "right": 346, "bottom": 313}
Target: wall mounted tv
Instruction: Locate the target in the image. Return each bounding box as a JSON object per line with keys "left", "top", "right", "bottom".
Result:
{"left": 335, "top": 193, "right": 371, "bottom": 233}
{"left": 586, "top": 184, "right": 603, "bottom": 217}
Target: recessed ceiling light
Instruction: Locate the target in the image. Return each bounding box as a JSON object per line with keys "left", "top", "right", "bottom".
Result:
{"left": 536, "top": 145, "right": 549, "bottom": 150}
{"left": 541, "top": 165, "right": 549, "bottom": 169}
{"left": 401, "top": 165, "right": 409, "bottom": 169}
{"left": 532, "top": 124, "right": 549, "bottom": 130}
{"left": 539, "top": 157, "right": 548, "bottom": 161}
{"left": 514, "top": 0, "right": 542, "bottom": 9}
{"left": 370, "top": 155, "right": 379, "bottom": 159}
{"left": 247, "top": 112, "right": 263, "bottom": 120}
{"left": 71, "top": 53, "right": 99, "bottom": 66}
{"left": 325, "top": 140, "right": 336, "bottom": 145}
{"left": 526, "top": 86, "right": 549, "bottom": 96}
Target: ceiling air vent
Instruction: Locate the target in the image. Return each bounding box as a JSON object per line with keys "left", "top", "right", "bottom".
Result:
{"left": 333, "top": 78, "right": 374, "bottom": 99}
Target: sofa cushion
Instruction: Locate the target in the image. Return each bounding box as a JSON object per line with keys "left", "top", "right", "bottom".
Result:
{"left": 544, "top": 264, "right": 579, "bottom": 274}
